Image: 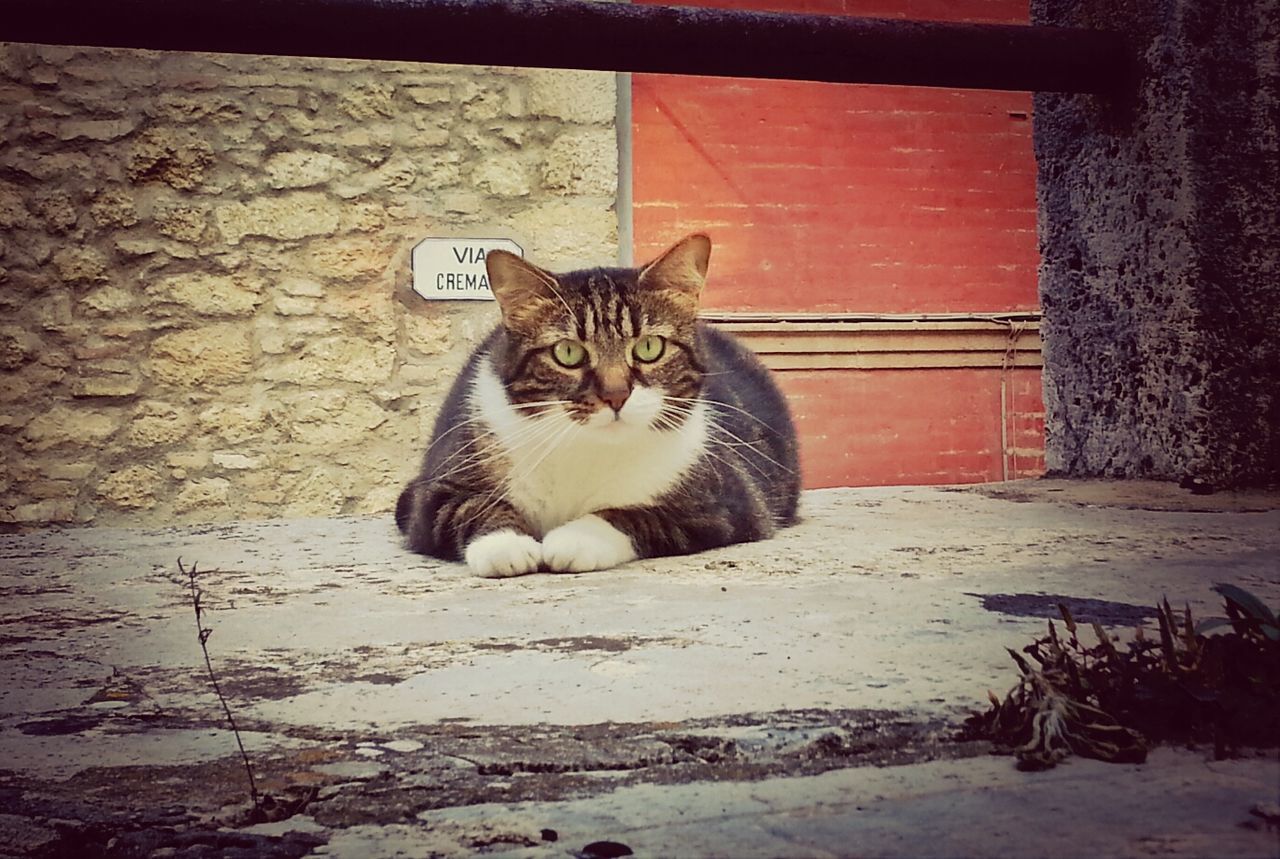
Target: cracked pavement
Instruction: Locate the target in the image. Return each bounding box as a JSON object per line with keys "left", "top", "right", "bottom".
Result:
{"left": 2, "top": 481, "right": 1278, "bottom": 857}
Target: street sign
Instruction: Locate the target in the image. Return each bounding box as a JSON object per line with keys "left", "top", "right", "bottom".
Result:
{"left": 410, "top": 237, "right": 524, "bottom": 300}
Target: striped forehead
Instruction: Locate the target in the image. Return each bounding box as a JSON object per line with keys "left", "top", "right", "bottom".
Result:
{"left": 574, "top": 273, "right": 644, "bottom": 340}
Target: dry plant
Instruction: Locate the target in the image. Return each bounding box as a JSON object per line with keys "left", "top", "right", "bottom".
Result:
{"left": 177, "top": 558, "right": 314, "bottom": 824}
{"left": 969, "top": 583, "right": 1280, "bottom": 770}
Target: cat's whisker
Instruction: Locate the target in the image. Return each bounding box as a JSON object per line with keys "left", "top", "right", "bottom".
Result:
{"left": 424, "top": 426, "right": 503, "bottom": 473}
{"left": 663, "top": 395, "right": 781, "bottom": 433}
{"left": 707, "top": 417, "right": 795, "bottom": 475}
{"left": 465, "top": 412, "right": 573, "bottom": 497}
{"left": 462, "top": 417, "right": 579, "bottom": 528}
{"left": 696, "top": 446, "right": 749, "bottom": 481}
{"left": 648, "top": 411, "right": 686, "bottom": 433}
{"left": 507, "top": 420, "right": 579, "bottom": 488}
{"left": 430, "top": 439, "right": 518, "bottom": 484}
{"left": 653, "top": 399, "right": 698, "bottom": 427}
{"left": 430, "top": 415, "right": 566, "bottom": 482}
{"left": 511, "top": 398, "right": 573, "bottom": 410}
{"left": 416, "top": 412, "right": 502, "bottom": 458}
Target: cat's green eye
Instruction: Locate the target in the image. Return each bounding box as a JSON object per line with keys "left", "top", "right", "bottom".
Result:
{"left": 633, "top": 334, "right": 666, "bottom": 363}
{"left": 551, "top": 339, "right": 587, "bottom": 368}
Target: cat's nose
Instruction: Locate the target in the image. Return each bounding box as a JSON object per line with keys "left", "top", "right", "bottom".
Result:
{"left": 599, "top": 388, "right": 630, "bottom": 413}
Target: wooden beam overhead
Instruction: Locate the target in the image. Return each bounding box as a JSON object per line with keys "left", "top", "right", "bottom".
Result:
{"left": 1, "top": 0, "right": 1131, "bottom": 94}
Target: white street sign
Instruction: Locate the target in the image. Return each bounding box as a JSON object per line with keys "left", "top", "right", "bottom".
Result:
{"left": 411, "top": 237, "right": 523, "bottom": 300}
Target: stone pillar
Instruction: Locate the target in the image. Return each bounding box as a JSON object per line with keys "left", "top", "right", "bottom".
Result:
{"left": 1032, "top": 0, "right": 1279, "bottom": 486}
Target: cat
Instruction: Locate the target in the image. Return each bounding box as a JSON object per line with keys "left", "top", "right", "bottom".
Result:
{"left": 395, "top": 234, "right": 800, "bottom": 577}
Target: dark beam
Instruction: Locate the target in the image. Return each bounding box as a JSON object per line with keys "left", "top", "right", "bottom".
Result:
{"left": 0, "top": 0, "right": 1130, "bottom": 94}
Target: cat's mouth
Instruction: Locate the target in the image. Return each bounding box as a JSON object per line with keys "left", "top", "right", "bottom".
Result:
{"left": 578, "top": 403, "right": 655, "bottom": 436}
{"left": 553, "top": 388, "right": 670, "bottom": 433}
{"left": 586, "top": 406, "right": 627, "bottom": 426}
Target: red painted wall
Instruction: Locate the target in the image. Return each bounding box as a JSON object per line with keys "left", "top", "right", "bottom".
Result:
{"left": 779, "top": 368, "right": 1045, "bottom": 488}
{"left": 632, "top": 0, "right": 1045, "bottom": 488}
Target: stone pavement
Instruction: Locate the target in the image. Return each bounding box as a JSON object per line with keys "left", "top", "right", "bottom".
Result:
{"left": 2, "top": 481, "right": 1278, "bottom": 857}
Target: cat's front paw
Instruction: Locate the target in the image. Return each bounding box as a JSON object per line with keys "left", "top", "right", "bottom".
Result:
{"left": 465, "top": 529, "right": 542, "bottom": 578}
{"left": 542, "top": 514, "right": 638, "bottom": 573}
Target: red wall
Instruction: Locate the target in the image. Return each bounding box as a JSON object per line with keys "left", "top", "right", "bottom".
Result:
{"left": 631, "top": 0, "right": 1045, "bottom": 488}
{"left": 780, "top": 368, "right": 1046, "bottom": 488}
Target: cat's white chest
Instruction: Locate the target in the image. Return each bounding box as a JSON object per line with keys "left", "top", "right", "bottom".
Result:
{"left": 470, "top": 356, "right": 708, "bottom": 536}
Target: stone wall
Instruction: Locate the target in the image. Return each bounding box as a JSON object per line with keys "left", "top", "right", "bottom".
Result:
{"left": 1033, "top": 0, "right": 1279, "bottom": 486}
{"left": 0, "top": 45, "right": 619, "bottom": 527}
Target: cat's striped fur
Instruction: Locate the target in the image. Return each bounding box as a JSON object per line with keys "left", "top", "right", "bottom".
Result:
{"left": 396, "top": 234, "right": 799, "bottom": 576}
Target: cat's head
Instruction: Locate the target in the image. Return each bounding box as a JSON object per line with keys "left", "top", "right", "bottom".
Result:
{"left": 484, "top": 234, "right": 711, "bottom": 436}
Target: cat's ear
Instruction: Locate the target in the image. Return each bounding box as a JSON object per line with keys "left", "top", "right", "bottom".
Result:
{"left": 486, "top": 250, "right": 564, "bottom": 334}
{"left": 638, "top": 233, "right": 711, "bottom": 300}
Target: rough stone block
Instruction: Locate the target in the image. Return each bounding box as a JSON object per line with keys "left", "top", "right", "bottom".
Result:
{"left": 263, "top": 336, "right": 395, "bottom": 386}
{"left": 32, "top": 189, "right": 77, "bottom": 233}
{"left": 148, "top": 273, "right": 265, "bottom": 317}
{"left": 51, "top": 247, "right": 108, "bottom": 284}
{"left": 282, "top": 467, "right": 347, "bottom": 517}
{"left": 1, "top": 148, "right": 94, "bottom": 183}
{"left": 542, "top": 128, "right": 618, "bottom": 196}
{"left": 166, "top": 451, "right": 210, "bottom": 470}
{"left": 265, "top": 150, "right": 350, "bottom": 189}
{"left": 0, "top": 326, "right": 41, "bottom": 370}
{"left": 309, "top": 237, "right": 394, "bottom": 280}
{"left": 211, "top": 451, "right": 262, "bottom": 470}
{"left": 23, "top": 478, "right": 80, "bottom": 500}
{"left": 339, "top": 203, "right": 387, "bottom": 233}
{"left": 273, "top": 295, "right": 317, "bottom": 316}
{"left": 339, "top": 83, "right": 396, "bottom": 120}
{"left": 198, "top": 401, "right": 274, "bottom": 444}
{"left": 72, "top": 374, "right": 141, "bottom": 398}
{"left": 280, "top": 278, "right": 325, "bottom": 298}
{"left": 126, "top": 401, "right": 193, "bottom": 448}
{"left": 472, "top": 155, "right": 531, "bottom": 197}
{"left": 406, "top": 86, "right": 450, "bottom": 105}
{"left": 284, "top": 389, "right": 390, "bottom": 447}
{"left": 440, "top": 191, "right": 483, "bottom": 217}
{"left": 0, "top": 499, "right": 76, "bottom": 524}
{"left": 331, "top": 155, "right": 417, "bottom": 199}
{"left": 89, "top": 189, "right": 139, "bottom": 228}
{"left": 404, "top": 312, "right": 452, "bottom": 357}
{"left": 214, "top": 192, "right": 341, "bottom": 244}
{"left": 55, "top": 118, "right": 137, "bottom": 141}
{"left": 156, "top": 93, "right": 244, "bottom": 123}
{"left": 44, "top": 462, "right": 95, "bottom": 480}
{"left": 80, "top": 286, "right": 137, "bottom": 317}
{"left": 96, "top": 465, "right": 161, "bottom": 509}
{"left": 149, "top": 324, "right": 253, "bottom": 387}
{"left": 20, "top": 406, "right": 119, "bottom": 451}
{"left": 127, "top": 128, "right": 215, "bottom": 191}
{"left": 461, "top": 91, "right": 503, "bottom": 122}
{"left": 154, "top": 205, "right": 209, "bottom": 243}
{"left": 511, "top": 199, "right": 619, "bottom": 269}
{"left": 173, "top": 477, "right": 231, "bottom": 513}
{"left": 0, "top": 181, "right": 31, "bottom": 229}
{"left": 528, "top": 69, "right": 616, "bottom": 124}
{"left": 113, "top": 236, "right": 197, "bottom": 259}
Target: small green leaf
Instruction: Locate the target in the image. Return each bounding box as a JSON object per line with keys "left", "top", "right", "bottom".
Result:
{"left": 1213, "top": 583, "right": 1278, "bottom": 627}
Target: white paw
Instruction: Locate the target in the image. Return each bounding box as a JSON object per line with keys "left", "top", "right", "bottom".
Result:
{"left": 541, "top": 514, "right": 637, "bottom": 573}
{"left": 465, "top": 529, "right": 542, "bottom": 578}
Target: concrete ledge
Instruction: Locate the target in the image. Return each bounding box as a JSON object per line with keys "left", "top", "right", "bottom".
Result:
{"left": 2, "top": 482, "right": 1278, "bottom": 856}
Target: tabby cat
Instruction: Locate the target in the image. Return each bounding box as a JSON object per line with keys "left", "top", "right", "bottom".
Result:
{"left": 396, "top": 234, "right": 799, "bottom": 577}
